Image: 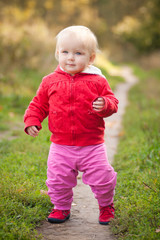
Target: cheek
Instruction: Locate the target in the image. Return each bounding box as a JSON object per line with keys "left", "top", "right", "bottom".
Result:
{"left": 59, "top": 56, "right": 65, "bottom": 64}
{"left": 78, "top": 57, "right": 89, "bottom": 66}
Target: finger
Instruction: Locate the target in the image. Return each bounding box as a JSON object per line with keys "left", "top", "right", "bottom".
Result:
{"left": 96, "top": 97, "right": 105, "bottom": 102}
{"left": 93, "top": 98, "right": 104, "bottom": 102}
{"left": 93, "top": 103, "right": 104, "bottom": 109}
{"left": 93, "top": 107, "right": 103, "bottom": 112}
{"left": 28, "top": 127, "right": 39, "bottom": 137}
{"left": 32, "top": 126, "right": 39, "bottom": 133}
{"left": 93, "top": 101, "right": 105, "bottom": 107}
{"left": 28, "top": 129, "right": 36, "bottom": 137}
{"left": 97, "top": 97, "right": 104, "bottom": 101}
{"left": 93, "top": 99, "right": 105, "bottom": 104}
{"left": 93, "top": 103, "right": 105, "bottom": 111}
{"left": 93, "top": 102, "right": 104, "bottom": 107}
{"left": 93, "top": 104, "right": 103, "bottom": 108}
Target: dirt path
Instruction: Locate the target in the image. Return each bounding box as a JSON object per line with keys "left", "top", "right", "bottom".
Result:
{"left": 37, "top": 66, "right": 138, "bottom": 240}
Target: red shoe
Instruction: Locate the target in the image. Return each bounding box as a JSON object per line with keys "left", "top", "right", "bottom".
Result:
{"left": 48, "top": 209, "right": 70, "bottom": 223}
{"left": 99, "top": 203, "right": 115, "bottom": 225}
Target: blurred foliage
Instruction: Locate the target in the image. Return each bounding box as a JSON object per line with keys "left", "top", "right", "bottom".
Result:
{"left": 0, "top": 0, "right": 159, "bottom": 73}
{"left": 112, "top": 0, "right": 160, "bottom": 52}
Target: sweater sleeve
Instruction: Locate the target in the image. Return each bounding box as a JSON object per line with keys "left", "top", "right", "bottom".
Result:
{"left": 94, "top": 78, "right": 119, "bottom": 118}
{"left": 24, "top": 77, "right": 49, "bottom": 133}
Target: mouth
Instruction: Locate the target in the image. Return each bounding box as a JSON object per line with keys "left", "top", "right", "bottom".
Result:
{"left": 66, "top": 64, "right": 75, "bottom": 67}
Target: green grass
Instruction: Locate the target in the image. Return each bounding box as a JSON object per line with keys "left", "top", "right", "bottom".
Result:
{"left": 0, "top": 68, "right": 52, "bottom": 239}
{"left": 0, "top": 121, "right": 52, "bottom": 240}
{"left": 0, "top": 68, "right": 44, "bottom": 139}
{"left": 111, "top": 66, "right": 160, "bottom": 239}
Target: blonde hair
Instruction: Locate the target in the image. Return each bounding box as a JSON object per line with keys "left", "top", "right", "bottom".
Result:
{"left": 55, "top": 25, "right": 98, "bottom": 60}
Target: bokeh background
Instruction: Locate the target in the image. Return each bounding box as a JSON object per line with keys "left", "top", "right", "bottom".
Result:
{"left": 0, "top": 0, "right": 160, "bottom": 74}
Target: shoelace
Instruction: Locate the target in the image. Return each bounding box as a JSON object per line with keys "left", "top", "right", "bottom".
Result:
{"left": 51, "top": 209, "right": 69, "bottom": 216}
{"left": 51, "top": 209, "right": 59, "bottom": 213}
{"left": 100, "top": 205, "right": 115, "bottom": 216}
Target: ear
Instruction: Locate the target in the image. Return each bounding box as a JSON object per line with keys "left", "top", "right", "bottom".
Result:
{"left": 89, "top": 53, "right": 96, "bottom": 64}
{"left": 55, "top": 50, "right": 59, "bottom": 60}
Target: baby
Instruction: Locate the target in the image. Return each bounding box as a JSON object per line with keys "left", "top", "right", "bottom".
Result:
{"left": 24, "top": 26, "right": 119, "bottom": 225}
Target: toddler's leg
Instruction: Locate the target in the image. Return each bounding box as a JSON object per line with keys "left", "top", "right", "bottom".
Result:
{"left": 80, "top": 143, "right": 117, "bottom": 207}
{"left": 46, "top": 143, "right": 78, "bottom": 210}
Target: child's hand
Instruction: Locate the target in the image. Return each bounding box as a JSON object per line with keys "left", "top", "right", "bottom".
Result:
{"left": 92, "top": 97, "right": 105, "bottom": 112}
{"left": 26, "top": 126, "right": 39, "bottom": 137}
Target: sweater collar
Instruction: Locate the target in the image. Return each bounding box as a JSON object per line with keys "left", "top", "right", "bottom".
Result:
{"left": 82, "top": 65, "right": 105, "bottom": 78}
{"left": 55, "top": 65, "right": 105, "bottom": 78}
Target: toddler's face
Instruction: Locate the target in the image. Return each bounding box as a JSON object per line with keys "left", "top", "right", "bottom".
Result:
{"left": 57, "top": 35, "right": 95, "bottom": 75}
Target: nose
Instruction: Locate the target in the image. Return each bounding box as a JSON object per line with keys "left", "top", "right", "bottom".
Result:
{"left": 67, "top": 53, "right": 74, "bottom": 60}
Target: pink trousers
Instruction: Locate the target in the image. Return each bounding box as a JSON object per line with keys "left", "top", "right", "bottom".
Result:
{"left": 46, "top": 143, "right": 117, "bottom": 210}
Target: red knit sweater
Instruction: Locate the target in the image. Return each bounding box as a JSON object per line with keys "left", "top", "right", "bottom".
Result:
{"left": 24, "top": 65, "right": 119, "bottom": 146}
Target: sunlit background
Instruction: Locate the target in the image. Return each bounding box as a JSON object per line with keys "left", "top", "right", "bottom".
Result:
{"left": 0, "top": 0, "right": 160, "bottom": 74}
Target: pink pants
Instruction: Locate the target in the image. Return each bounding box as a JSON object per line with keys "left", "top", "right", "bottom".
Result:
{"left": 46, "top": 143, "right": 117, "bottom": 210}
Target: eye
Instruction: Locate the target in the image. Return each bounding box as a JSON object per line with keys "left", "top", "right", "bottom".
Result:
{"left": 76, "top": 52, "right": 82, "bottom": 55}
{"left": 62, "top": 51, "right": 68, "bottom": 54}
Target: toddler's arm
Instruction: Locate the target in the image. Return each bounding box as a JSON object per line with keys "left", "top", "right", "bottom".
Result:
{"left": 26, "top": 126, "right": 39, "bottom": 137}
{"left": 24, "top": 76, "right": 49, "bottom": 133}
{"left": 92, "top": 77, "right": 119, "bottom": 118}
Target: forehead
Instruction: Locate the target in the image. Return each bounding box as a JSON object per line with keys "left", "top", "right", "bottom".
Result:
{"left": 58, "top": 33, "right": 86, "bottom": 50}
